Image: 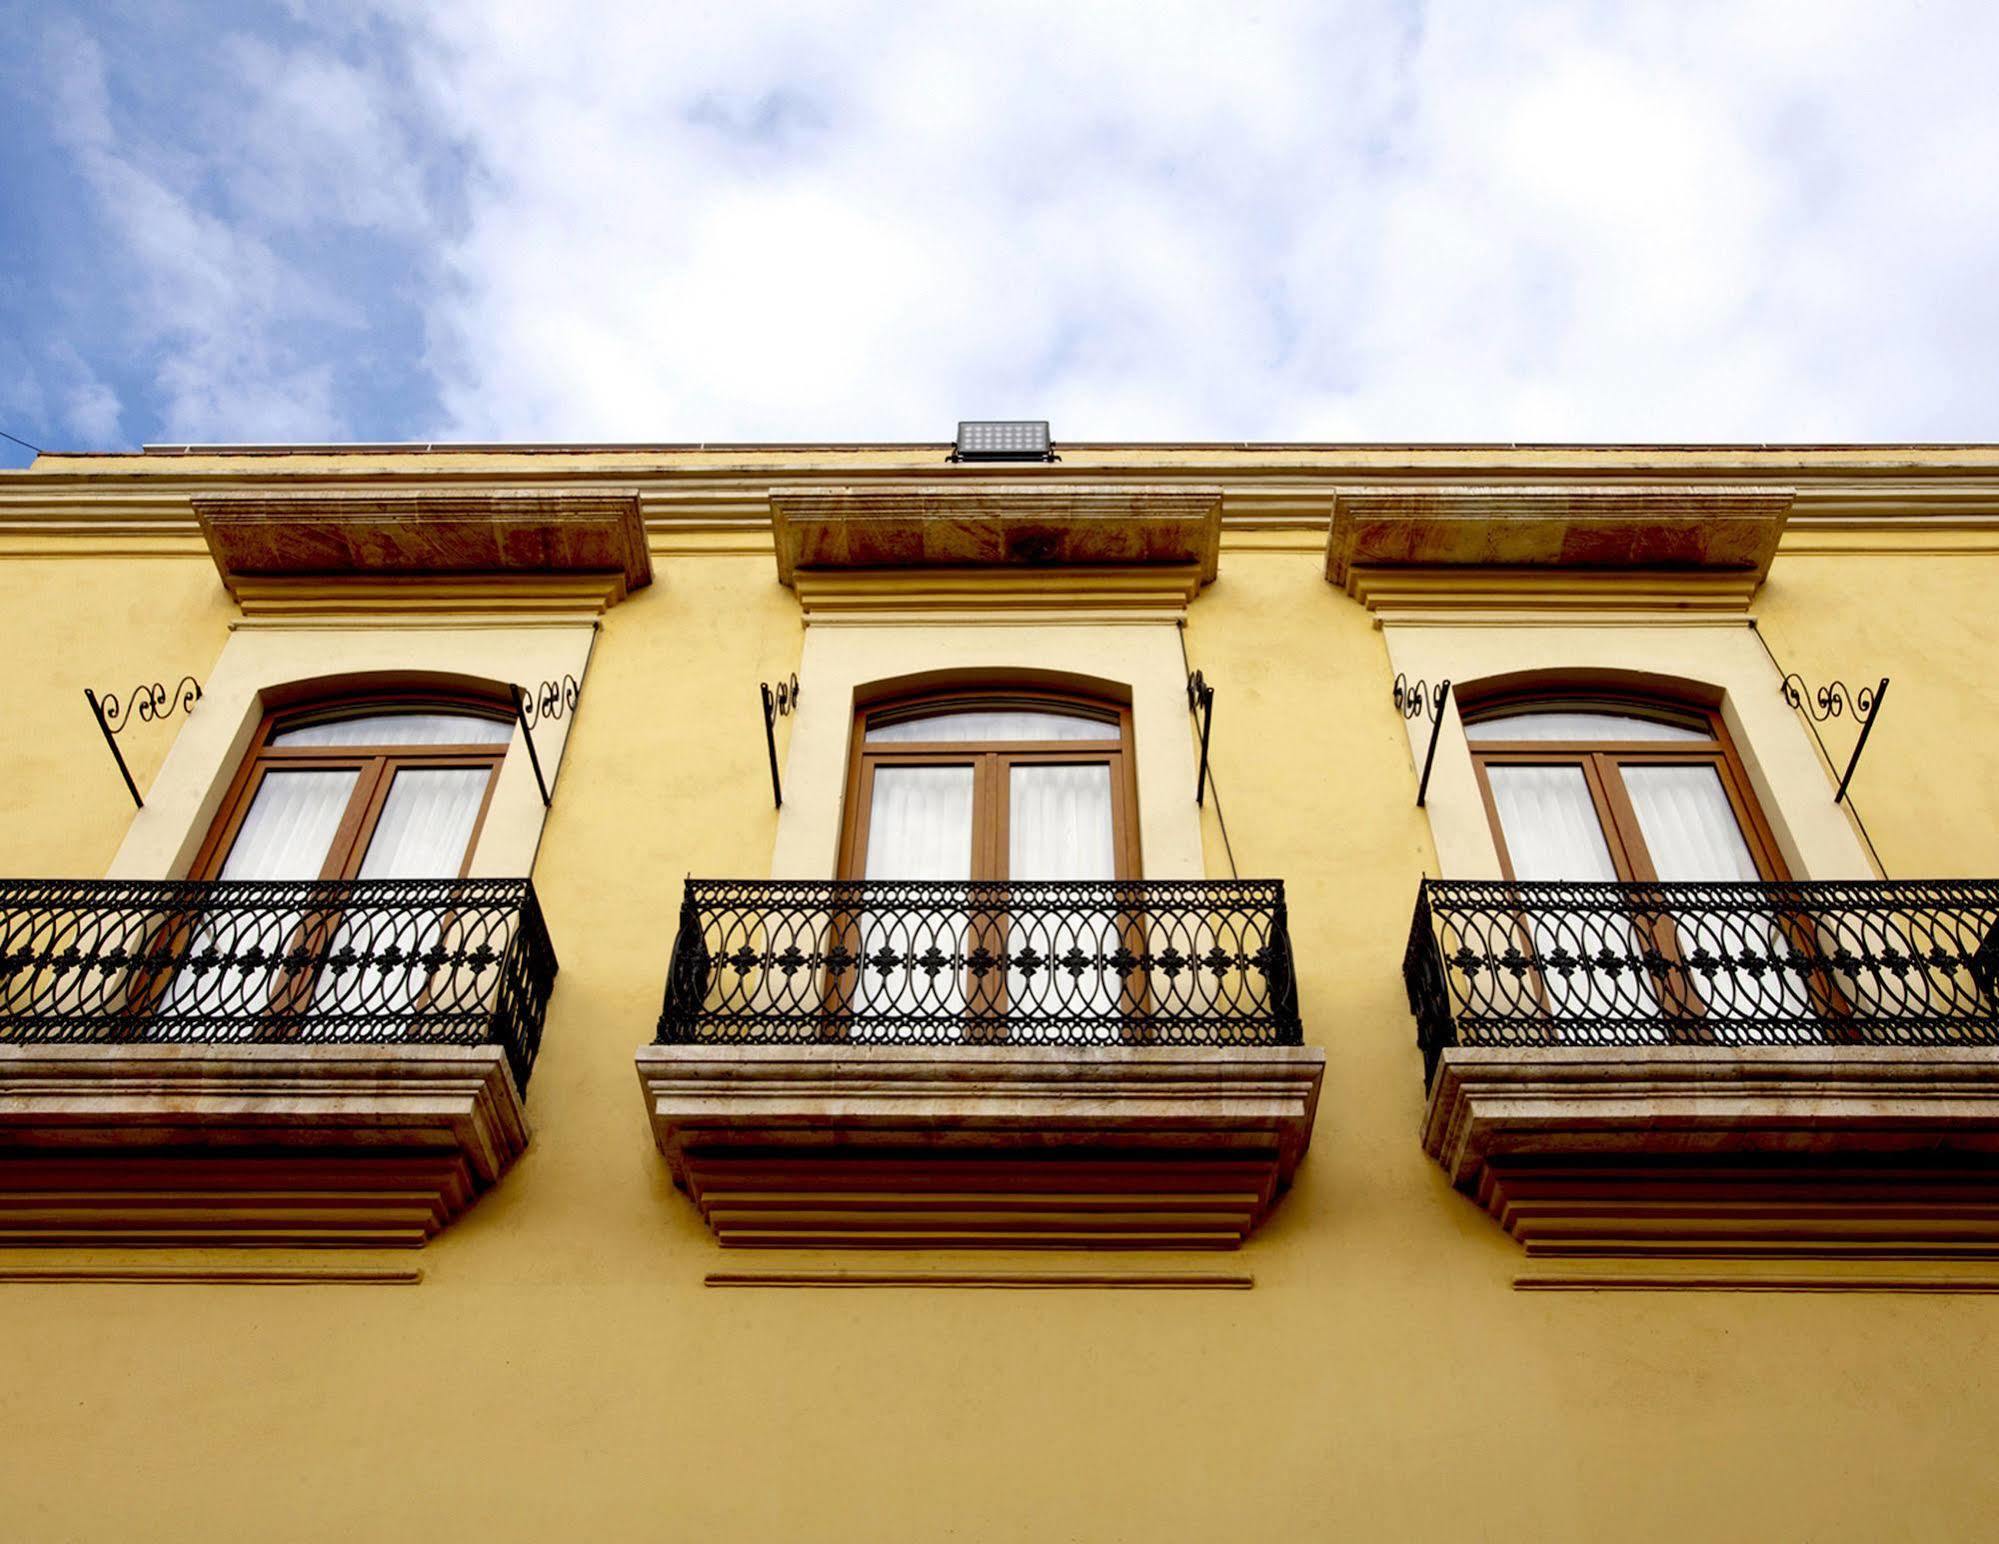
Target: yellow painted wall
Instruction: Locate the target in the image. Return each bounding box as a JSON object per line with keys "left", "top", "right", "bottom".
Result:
{"left": 2, "top": 451, "right": 1999, "bottom": 1542}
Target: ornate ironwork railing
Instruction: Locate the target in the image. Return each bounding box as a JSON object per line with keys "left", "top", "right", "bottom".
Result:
{"left": 657, "top": 879, "right": 1300, "bottom": 1046}
{"left": 0, "top": 878, "right": 558, "bottom": 1092}
{"left": 1406, "top": 878, "right": 1999, "bottom": 1086}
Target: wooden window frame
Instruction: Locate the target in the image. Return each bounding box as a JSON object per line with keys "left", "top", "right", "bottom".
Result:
{"left": 831, "top": 686, "right": 1144, "bottom": 1039}
{"left": 1465, "top": 694, "right": 1789, "bottom": 887}
{"left": 137, "top": 692, "right": 515, "bottom": 1028}
{"left": 1463, "top": 690, "right": 1820, "bottom": 1035}
{"left": 190, "top": 690, "right": 515, "bottom": 884}
{"left": 836, "top": 688, "right": 1141, "bottom": 883}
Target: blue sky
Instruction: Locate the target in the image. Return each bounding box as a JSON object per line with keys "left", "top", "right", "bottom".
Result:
{"left": 4, "top": 1, "right": 1999, "bottom": 469}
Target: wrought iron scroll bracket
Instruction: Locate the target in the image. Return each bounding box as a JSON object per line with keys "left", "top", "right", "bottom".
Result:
{"left": 84, "top": 677, "right": 202, "bottom": 810}
{"left": 1780, "top": 674, "right": 1888, "bottom": 804}
{"left": 510, "top": 675, "right": 583, "bottom": 809}
{"left": 1393, "top": 674, "right": 1452, "bottom": 808}
{"left": 762, "top": 674, "right": 800, "bottom": 808}
{"left": 1186, "top": 670, "right": 1215, "bottom": 806}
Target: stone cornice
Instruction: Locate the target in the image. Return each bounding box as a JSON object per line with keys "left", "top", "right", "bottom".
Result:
{"left": 1327, "top": 485, "right": 1791, "bottom": 591}
{"left": 770, "top": 484, "right": 1223, "bottom": 587}
{"left": 191, "top": 488, "right": 651, "bottom": 599}
{"left": 8, "top": 461, "right": 1999, "bottom": 560}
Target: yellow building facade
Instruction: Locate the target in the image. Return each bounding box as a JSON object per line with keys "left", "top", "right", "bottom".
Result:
{"left": 2, "top": 440, "right": 1998, "bottom": 1539}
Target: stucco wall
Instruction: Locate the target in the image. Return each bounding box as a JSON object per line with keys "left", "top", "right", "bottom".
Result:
{"left": 2, "top": 461, "right": 1999, "bottom": 1542}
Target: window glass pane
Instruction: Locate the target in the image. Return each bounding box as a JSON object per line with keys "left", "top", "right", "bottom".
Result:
{"left": 272, "top": 712, "right": 513, "bottom": 748}
{"left": 356, "top": 768, "right": 492, "bottom": 879}
{"left": 1486, "top": 765, "right": 1619, "bottom": 880}
{"left": 1009, "top": 765, "right": 1115, "bottom": 880}
{"left": 315, "top": 767, "right": 495, "bottom": 1021}
{"left": 163, "top": 769, "right": 360, "bottom": 1024}
{"left": 867, "top": 710, "right": 1118, "bottom": 744}
{"left": 1008, "top": 764, "right": 1119, "bottom": 1024}
{"left": 1466, "top": 711, "right": 1707, "bottom": 743}
{"left": 218, "top": 769, "right": 360, "bottom": 880}
{"left": 864, "top": 765, "right": 975, "bottom": 880}
{"left": 1485, "top": 764, "right": 1662, "bottom": 1032}
{"left": 857, "top": 766, "right": 976, "bottom": 1026}
{"left": 1622, "top": 765, "right": 1759, "bottom": 882}
{"left": 1623, "top": 763, "right": 1810, "bottom": 1024}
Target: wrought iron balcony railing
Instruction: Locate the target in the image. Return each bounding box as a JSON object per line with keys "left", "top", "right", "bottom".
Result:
{"left": 657, "top": 878, "right": 1301, "bottom": 1045}
{"left": 1405, "top": 877, "right": 1999, "bottom": 1086}
{"left": 0, "top": 878, "right": 557, "bottom": 1092}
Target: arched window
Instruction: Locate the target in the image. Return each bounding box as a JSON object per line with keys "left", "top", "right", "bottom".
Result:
{"left": 1461, "top": 688, "right": 1807, "bottom": 1027}
{"left": 839, "top": 688, "right": 1139, "bottom": 882}
{"left": 193, "top": 693, "right": 515, "bottom": 883}
{"left": 1463, "top": 692, "right": 1786, "bottom": 886}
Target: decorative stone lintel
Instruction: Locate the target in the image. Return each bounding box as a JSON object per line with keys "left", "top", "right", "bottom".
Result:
{"left": 635, "top": 1044, "right": 1324, "bottom": 1248}
{"left": 770, "top": 485, "right": 1223, "bottom": 588}
{"left": 1326, "top": 485, "right": 1792, "bottom": 592}
{"left": 1424, "top": 1047, "right": 1999, "bottom": 1257}
{"left": 0, "top": 1044, "right": 529, "bottom": 1247}
{"left": 193, "top": 489, "right": 651, "bottom": 600}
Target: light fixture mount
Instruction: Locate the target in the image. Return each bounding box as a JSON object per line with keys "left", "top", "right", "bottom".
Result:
{"left": 950, "top": 420, "right": 1055, "bottom": 463}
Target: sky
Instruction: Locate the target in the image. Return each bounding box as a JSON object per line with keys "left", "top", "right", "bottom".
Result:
{"left": 3, "top": 0, "right": 1998, "bottom": 468}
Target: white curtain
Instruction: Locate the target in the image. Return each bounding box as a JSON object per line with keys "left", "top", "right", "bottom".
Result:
{"left": 1624, "top": 764, "right": 1811, "bottom": 1024}
{"left": 314, "top": 767, "right": 494, "bottom": 1021}
{"left": 1487, "top": 765, "right": 1663, "bottom": 1031}
{"left": 273, "top": 713, "right": 512, "bottom": 748}
{"left": 867, "top": 711, "right": 1116, "bottom": 744}
{"left": 161, "top": 769, "right": 358, "bottom": 1023}
{"left": 855, "top": 765, "right": 975, "bottom": 1024}
{"left": 1008, "top": 764, "right": 1118, "bottom": 1022}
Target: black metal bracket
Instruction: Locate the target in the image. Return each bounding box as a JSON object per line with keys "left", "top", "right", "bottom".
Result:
{"left": 84, "top": 677, "right": 202, "bottom": 810}
{"left": 510, "top": 675, "right": 582, "bottom": 809}
{"left": 762, "top": 674, "right": 800, "bottom": 808}
{"left": 1186, "top": 670, "right": 1215, "bottom": 805}
{"left": 1781, "top": 674, "right": 1888, "bottom": 804}
{"left": 1394, "top": 674, "right": 1452, "bottom": 808}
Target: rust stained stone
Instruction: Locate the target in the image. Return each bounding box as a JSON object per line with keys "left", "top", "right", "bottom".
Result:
{"left": 193, "top": 489, "right": 652, "bottom": 597}
{"left": 1326, "top": 485, "right": 1793, "bottom": 590}
{"left": 771, "top": 484, "right": 1223, "bottom": 586}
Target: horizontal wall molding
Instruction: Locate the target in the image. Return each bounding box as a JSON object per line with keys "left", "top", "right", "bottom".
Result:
{"left": 704, "top": 1270, "right": 1253, "bottom": 1289}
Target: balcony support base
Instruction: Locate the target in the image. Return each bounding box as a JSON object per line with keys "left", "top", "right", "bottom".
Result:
{"left": 0, "top": 1044, "right": 528, "bottom": 1247}
{"left": 636, "top": 1045, "right": 1324, "bottom": 1248}
{"left": 1426, "top": 1046, "right": 1999, "bottom": 1257}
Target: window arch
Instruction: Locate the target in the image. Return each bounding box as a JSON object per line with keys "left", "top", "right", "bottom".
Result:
{"left": 192, "top": 689, "right": 516, "bottom": 884}
{"left": 1460, "top": 686, "right": 1787, "bottom": 886}
{"left": 839, "top": 686, "right": 1139, "bottom": 882}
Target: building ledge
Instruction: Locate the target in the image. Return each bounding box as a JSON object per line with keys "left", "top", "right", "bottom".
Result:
{"left": 635, "top": 1044, "right": 1324, "bottom": 1248}
{"left": 1424, "top": 1047, "right": 1999, "bottom": 1257}
{"left": 192, "top": 488, "right": 651, "bottom": 600}
{"left": 0, "top": 1045, "right": 528, "bottom": 1247}
{"left": 1326, "top": 485, "right": 1791, "bottom": 592}
{"left": 770, "top": 484, "right": 1222, "bottom": 587}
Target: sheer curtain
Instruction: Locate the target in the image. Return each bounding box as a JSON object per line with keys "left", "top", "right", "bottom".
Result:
{"left": 1009, "top": 764, "right": 1118, "bottom": 1023}
{"left": 855, "top": 765, "right": 975, "bottom": 1025}
{"left": 1623, "top": 765, "right": 1810, "bottom": 1024}
{"left": 313, "top": 767, "right": 493, "bottom": 1021}
{"left": 1487, "top": 765, "right": 1662, "bottom": 1031}
{"left": 160, "top": 769, "right": 358, "bottom": 1023}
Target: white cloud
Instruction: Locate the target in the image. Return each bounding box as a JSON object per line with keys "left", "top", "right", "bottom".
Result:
{"left": 36, "top": 0, "right": 1999, "bottom": 442}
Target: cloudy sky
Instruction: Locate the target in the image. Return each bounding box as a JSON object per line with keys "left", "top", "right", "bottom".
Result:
{"left": 3, "top": 1, "right": 1997, "bottom": 467}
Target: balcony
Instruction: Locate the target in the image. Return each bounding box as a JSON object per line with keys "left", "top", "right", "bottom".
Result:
{"left": 0, "top": 877, "right": 557, "bottom": 1246}
{"left": 637, "top": 879, "right": 1324, "bottom": 1247}
{"left": 1406, "top": 878, "right": 1999, "bottom": 1256}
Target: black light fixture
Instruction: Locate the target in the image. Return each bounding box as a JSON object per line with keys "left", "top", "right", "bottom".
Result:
{"left": 951, "top": 420, "right": 1055, "bottom": 463}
